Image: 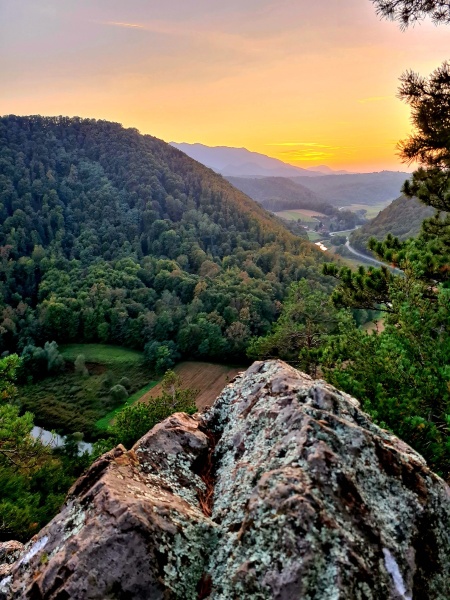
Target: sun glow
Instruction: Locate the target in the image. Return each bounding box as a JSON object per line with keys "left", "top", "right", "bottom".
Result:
{"left": 1, "top": 0, "right": 447, "bottom": 171}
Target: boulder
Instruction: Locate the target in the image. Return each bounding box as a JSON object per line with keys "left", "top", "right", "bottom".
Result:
{"left": 0, "top": 543, "right": 24, "bottom": 578}
{"left": 1, "top": 360, "right": 449, "bottom": 599}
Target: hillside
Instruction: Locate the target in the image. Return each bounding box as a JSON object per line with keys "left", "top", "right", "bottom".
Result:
{"left": 350, "top": 195, "right": 435, "bottom": 253}
{"left": 225, "top": 175, "right": 331, "bottom": 212}
{"left": 292, "top": 171, "right": 409, "bottom": 206}
{"left": 170, "top": 142, "right": 329, "bottom": 177}
{"left": 225, "top": 176, "right": 366, "bottom": 233}
{"left": 0, "top": 115, "right": 328, "bottom": 363}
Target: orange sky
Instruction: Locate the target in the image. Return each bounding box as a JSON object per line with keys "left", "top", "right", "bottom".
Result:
{"left": 1, "top": 0, "right": 449, "bottom": 172}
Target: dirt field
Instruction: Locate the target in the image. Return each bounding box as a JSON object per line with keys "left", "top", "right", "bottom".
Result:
{"left": 140, "top": 361, "right": 245, "bottom": 411}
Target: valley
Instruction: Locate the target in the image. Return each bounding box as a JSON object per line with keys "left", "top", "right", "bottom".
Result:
{"left": 2, "top": 1, "right": 450, "bottom": 594}
{"left": 1, "top": 114, "right": 449, "bottom": 548}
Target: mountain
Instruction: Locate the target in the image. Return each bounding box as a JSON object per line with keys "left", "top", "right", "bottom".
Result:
{"left": 170, "top": 142, "right": 337, "bottom": 178}
{"left": 291, "top": 171, "right": 410, "bottom": 207}
{"left": 349, "top": 195, "right": 435, "bottom": 253}
{"left": 225, "top": 175, "right": 332, "bottom": 213}
{"left": 0, "top": 115, "right": 328, "bottom": 366}
{"left": 307, "top": 165, "right": 350, "bottom": 175}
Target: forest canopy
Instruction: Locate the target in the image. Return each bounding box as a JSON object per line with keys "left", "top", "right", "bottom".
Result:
{"left": 0, "top": 115, "right": 329, "bottom": 364}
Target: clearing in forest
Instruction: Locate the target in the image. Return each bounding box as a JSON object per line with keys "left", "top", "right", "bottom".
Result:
{"left": 60, "top": 344, "right": 143, "bottom": 365}
{"left": 140, "top": 361, "right": 245, "bottom": 411}
{"left": 275, "top": 209, "right": 326, "bottom": 222}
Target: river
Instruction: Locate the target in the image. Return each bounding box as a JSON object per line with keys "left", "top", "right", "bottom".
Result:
{"left": 31, "top": 426, "right": 93, "bottom": 454}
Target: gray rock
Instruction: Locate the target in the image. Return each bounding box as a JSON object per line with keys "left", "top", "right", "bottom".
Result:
{"left": 1, "top": 360, "right": 449, "bottom": 599}
{"left": 0, "top": 414, "right": 216, "bottom": 599}
{"left": 205, "top": 360, "right": 450, "bottom": 599}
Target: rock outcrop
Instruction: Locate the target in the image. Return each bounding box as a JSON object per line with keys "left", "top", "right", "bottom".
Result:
{"left": 1, "top": 360, "right": 449, "bottom": 599}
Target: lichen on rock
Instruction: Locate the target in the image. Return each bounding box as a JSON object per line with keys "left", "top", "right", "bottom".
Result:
{"left": 1, "top": 360, "right": 449, "bottom": 599}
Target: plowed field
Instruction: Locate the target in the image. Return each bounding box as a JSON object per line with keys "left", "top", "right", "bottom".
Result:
{"left": 140, "top": 361, "right": 245, "bottom": 410}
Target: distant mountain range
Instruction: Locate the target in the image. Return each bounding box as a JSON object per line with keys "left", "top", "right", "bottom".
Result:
{"left": 292, "top": 172, "right": 410, "bottom": 207}
{"left": 170, "top": 142, "right": 349, "bottom": 178}
{"left": 171, "top": 143, "right": 410, "bottom": 209}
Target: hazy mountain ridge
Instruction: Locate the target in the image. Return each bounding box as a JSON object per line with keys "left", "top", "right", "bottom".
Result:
{"left": 291, "top": 171, "right": 409, "bottom": 207}
{"left": 225, "top": 175, "right": 332, "bottom": 213}
{"left": 170, "top": 142, "right": 343, "bottom": 178}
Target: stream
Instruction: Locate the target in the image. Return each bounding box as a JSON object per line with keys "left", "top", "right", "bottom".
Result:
{"left": 31, "top": 426, "right": 93, "bottom": 454}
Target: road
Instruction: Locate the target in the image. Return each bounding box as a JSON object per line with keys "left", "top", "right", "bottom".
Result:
{"left": 344, "top": 240, "right": 386, "bottom": 267}
{"left": 345, "top": 240, "right": 403, "bottom": 273}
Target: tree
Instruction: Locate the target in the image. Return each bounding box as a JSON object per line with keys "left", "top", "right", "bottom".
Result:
{"left": 372, "top": 0, "right": 450, "bottom": 26}
{"left": 112, "top": 370, "right": 197, "bottom": 447}
{"left": 109, "top": 384, "right": 128, "bottom": 404}
{"left": 20, "top": 342, "right": 65, "bottom": 381}
{"left": 74, "top": 354, "right": 88, "bottom": 377}
{"left": 321, "top": 49, "right": 450, "bottom": 478}
{"left": 0, "top": 355, "right": 77, "bottom": 541}
{"left": 0, "top": 354, "right": 21, "bottom": 403}
{"left": 0, "top": 404, "right": 47, "bottom": 470}
{"left": 248, "top": 280, "right": 342, "bottom": 377}
{"left": 144, "top": 341, "right": 180, "bottom": 373}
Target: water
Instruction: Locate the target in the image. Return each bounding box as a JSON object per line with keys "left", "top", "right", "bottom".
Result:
{"left": 31, "top": 426, "right": 93, "bottom": 454}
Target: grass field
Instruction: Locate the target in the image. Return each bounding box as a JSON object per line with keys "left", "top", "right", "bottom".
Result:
{"left": 60, "top": 344, "right": 143, "bottom": 364}
{"left": 140, "top": 361, "right": 244, "bottom": 411}
{"left": 275, "top": 209, "right": 325, "bottom": 223}
{"left": 362, "top": 319, "right": 386, "bottom": 334}
{"left": 95, "top": 380, "right": 158, "bottom": 430}
{"left": 307, "top": 231, "right": 323, "bottom": 242}
{"left": 343, "top": 202, "right": 390, "bottom": 219}
{"left": 20, "top": 344, "right": 151, "bottom": 438}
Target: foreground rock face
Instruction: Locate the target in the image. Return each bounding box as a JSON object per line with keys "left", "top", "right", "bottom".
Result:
{"left": 1, "top": 360, "right": 449, "bottom": 599}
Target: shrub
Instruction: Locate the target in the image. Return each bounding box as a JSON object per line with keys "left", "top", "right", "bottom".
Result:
{"left": 74, "top": 354, "right": 88, "bottom": 377}
{"left": 109, "top": 384, "right": 128, "bottom": 404}
{"left": 119, "top": 377, "right": 131, "bottom": 390}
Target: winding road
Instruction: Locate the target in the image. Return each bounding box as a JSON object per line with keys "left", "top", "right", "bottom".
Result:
{"left": 345, "top": 240, "right": 386, "bottom": 267}
{"left": 345, "top": 240, "right": 403, "bottom": 274}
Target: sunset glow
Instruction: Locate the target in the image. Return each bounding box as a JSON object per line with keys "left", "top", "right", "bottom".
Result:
{"left": 1, "top": 0, "right": 448, "bottom": 171}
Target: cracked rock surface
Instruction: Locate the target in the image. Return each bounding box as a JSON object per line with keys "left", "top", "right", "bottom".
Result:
{"left": 1, "top": 360, "right": 449, "bottom": 599}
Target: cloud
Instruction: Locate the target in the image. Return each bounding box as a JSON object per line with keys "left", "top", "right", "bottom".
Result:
{"left": 103, "top": 22, "right": 146, "bottom": 29}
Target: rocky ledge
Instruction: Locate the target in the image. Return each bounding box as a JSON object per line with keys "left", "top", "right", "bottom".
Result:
{"left": 1, "top": 360, "right": 449, "bottom": 599}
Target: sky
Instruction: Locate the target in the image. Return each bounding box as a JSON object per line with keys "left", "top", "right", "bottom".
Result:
{"left": 1, "top": 0, "right": 449, "bottom": 172}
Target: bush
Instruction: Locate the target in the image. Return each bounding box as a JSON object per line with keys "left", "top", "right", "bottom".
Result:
{"left": 74, "top": 354, "right": 88, "bottom": 377}
{"left": 109, "top": 384, "right": 128, "bottom": 404}
{"left": 119, "top": 377, "right": 131, "bottom": 390}
{"left": 112, "top": 370, "right": 197, "bottom": 447}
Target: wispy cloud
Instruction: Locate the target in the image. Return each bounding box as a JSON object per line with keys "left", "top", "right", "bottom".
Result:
{"left": 104, "top": 21, "right": 146, "bottom": 29}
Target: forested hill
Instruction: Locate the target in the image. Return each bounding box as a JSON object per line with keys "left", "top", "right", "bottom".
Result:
{"left": 0, "top": 115, "right": 328, "bottom": 362}
{"left": 349, "top": 195, "right": 434, "bottom": 254}
{"left": 225, "top": 176, "right": 331, "bottom": 213}
{"left": 292, "top": 171, "right": 408, "bottom": 207}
